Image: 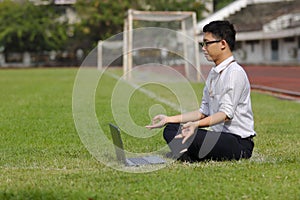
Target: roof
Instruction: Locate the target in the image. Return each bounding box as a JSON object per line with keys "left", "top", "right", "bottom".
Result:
{"left": 197, "top": 0, "right": 300, "bottom": 40}
{"left": 225, "top": 1, "right": 300, "bottom": 32}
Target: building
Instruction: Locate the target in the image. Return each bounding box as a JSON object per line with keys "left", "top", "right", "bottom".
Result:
{"left": 197, "top": 0, "right": 300, "bottom": 65}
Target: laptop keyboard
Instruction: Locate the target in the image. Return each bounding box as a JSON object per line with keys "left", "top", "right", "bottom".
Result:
{"left": 143, "top": 156, "right": 165, "bottom": 164}
{"left": 128, "top": 157, "right": 149, "bottom": 165}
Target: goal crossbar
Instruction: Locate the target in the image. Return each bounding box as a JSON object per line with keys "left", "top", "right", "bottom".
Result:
{"left": 129, "top": 10, "right": 195, "bottom": 22}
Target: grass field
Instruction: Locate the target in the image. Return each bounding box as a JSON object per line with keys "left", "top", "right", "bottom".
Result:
{"left": 0, "top": 67, "right": 299, "bottom": 199}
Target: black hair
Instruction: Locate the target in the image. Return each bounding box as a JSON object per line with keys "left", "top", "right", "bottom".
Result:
{"left": 203, "top": 20, "right": 236, "bottom": 51}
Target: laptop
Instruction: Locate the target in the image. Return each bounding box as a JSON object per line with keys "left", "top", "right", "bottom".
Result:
{"left": 109, "top": 123, "right": 166, "bottom": 166}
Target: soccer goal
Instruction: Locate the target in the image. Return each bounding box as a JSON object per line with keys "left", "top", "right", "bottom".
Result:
{"left": 123, "top": 9, "right": 201, "bottom": 82}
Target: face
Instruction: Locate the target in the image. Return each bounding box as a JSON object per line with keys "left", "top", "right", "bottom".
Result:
{"left": 201, "top": 32, "right": 223, "bottom": 63}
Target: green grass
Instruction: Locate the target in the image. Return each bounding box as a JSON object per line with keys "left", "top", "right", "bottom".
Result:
{"left": 0, "top": 67, "right": 299, "bottom": 199}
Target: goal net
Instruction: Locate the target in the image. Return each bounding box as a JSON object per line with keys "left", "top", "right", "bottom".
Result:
{"left": 123, "top": 9, "right": 201, "bottom": 82}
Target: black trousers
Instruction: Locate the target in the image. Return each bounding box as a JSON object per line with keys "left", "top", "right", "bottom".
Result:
{"left": 163, "top": 123, "right": 254, "bottom": 162}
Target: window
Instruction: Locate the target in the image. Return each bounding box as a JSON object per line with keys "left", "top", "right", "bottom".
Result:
{"left": 271, "top": 39, "right": 279, "bottom": 60}
{"left": 284, "top": 37, "right": 295, "bottom": 42}
{"left": 246, "top": 40, "right": 259, "bottom": 52}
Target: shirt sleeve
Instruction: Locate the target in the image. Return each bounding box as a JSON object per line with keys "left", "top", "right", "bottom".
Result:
{"left": 219, "top": 69, "right": 247, "bottom": 119}
{"left": 199, "top": 85, "right": 210, "bottom": 116}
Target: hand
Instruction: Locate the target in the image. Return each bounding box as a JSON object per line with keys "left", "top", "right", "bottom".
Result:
{"left": 175, "top": 121, "right": 198, "bottom": 144}
{"left": 145, "top": 114, "right": 168, "bottom": 129}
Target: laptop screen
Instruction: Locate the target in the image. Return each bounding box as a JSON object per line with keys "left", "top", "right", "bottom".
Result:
{"left": 109, "top": 123, "right": 127, "bottom": 164}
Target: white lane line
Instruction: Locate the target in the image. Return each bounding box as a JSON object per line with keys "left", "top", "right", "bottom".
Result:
{"left": 107, "top": 71, "right": 186, "bottom": 112}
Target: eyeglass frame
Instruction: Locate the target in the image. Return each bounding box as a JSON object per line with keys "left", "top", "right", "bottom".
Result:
{"left": 199, "top": 40, "right": 222, "bottom": 47}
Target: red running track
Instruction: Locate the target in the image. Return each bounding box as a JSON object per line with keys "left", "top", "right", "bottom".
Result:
{"left": 126, "top": 64, "right": 300, "bottom": 100}
{"left": 201, "top": 65, "right": 300, "bottom": 100}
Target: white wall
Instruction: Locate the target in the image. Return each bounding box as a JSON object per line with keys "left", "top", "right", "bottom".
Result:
{"left": 280, "top": 39, "right": 298, "bottom": 62}
{"left": 198, "top": 37, "right": 299, "bottom": 66}
{"left": 236, "top": 37, "right": 299, "bottom": 65}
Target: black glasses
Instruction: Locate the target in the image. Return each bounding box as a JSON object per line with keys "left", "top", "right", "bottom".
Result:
{"left": 199, "top": 40, "right": 221, "bottom": 47}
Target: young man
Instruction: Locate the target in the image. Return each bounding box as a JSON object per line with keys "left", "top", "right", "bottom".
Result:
{"left": 146, "top": 20, "right": 256, "bottom": 162}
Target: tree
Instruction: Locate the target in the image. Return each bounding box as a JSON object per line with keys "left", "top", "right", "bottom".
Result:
{"left": 138, "top": 0, "right": 206, "bottom": 20}
{"left": 0, "top": 0, "right": 69, "bottom": 53}
{"left": 73, "top": 0, "right": 207, "bottom": 51}
{"left": 73, "top": 0, "right": 131, "bottom": 51}
{"left": 214, "top": 0, "right": 235, "bottom": 11}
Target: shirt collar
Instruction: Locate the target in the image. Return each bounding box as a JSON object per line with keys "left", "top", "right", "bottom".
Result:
{"left": 213, "top": 56, "right": 235, "bottom": 74}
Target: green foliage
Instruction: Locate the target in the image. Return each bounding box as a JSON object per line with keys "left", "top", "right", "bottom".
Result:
{"left": 140, "top": 0, "right": 206, "bottom": 20}
{"left": 0, "top": 0, "right": 234, "bottom": 56}
{"left": 0, "top": 0, "right": 69, "bottom": 53}
{"left": 73, "top": 0, "right": 207, "bottom": 50}
{"left": 73, "top": 0, "right": 131, "bottom": 49}
{"left": 214, "top": 0, "right": 235, "bottom": 11}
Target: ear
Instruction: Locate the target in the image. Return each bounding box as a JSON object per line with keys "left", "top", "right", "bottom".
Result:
{"left": 221, "top": 40, "right": 227, "bottom": 50}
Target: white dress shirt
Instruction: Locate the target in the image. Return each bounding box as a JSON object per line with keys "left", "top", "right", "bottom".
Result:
{"left": 200, "top": 56, "right": 256, "bottom": 138}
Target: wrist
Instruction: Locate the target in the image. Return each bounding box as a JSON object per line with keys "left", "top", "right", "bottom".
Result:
{"left": 165, "top": 116, "right": 170, "bottom": 124}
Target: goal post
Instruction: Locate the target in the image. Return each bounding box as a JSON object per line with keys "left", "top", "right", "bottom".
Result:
{"left": 123, "top": 9, "right": 201, "bottom": 82}
{"left": 97, "top": 39, "right": 123, "bottom": 70}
